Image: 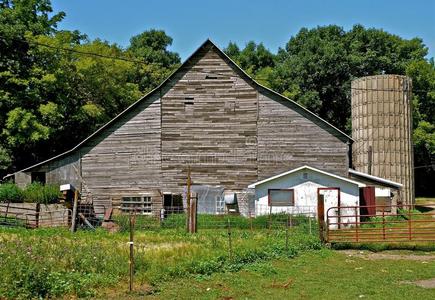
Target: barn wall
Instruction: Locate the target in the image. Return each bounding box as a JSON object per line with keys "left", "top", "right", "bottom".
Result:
{"left": 257, "top": 92, "right": 349, "bottom": 178}
{"left": 79, "top": 93, "right": 162, "bottom": 211}
{"left": 45, "top": 154, "right": 81, "bottom": 188}
{"left": 160, "top": 46, "right": 258, "bottom": 193}
{"left": 13, "top": 154, "right": 80, "bottom": 189}
{"left": 14, "top": 172, "right": 31, "bottom": 188}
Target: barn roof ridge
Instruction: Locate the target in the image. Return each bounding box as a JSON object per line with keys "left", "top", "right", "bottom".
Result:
{"left": 4, "top": 39, "right": 352, "bottom": 178}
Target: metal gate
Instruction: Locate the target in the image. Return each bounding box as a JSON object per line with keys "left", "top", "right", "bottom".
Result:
{"left": 326, "top": 203, "right": 435, "bottom": 243}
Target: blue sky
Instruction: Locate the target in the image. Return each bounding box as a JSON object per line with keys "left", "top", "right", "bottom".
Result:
{"left": 52, "top": 0, "right": 435, "bottom": 60}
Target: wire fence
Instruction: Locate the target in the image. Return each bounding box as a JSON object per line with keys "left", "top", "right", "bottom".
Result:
{"left": 110, "top": 204, "right": 318, "bottom": 233}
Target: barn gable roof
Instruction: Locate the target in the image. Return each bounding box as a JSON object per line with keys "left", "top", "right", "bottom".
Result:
{"left": 4, "top": 39, "right": 352, "bottom": 178}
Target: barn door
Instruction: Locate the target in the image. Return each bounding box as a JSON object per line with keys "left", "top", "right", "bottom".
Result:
{"left": 318, "top": 188, "right": 340, "bottom": 230}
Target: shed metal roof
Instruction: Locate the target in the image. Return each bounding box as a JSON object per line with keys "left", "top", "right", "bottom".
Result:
{"left": 348, "top": 169, "right": 403, "bottom": 188}
{"left": 248, "top": 165, "right": 366, "bottom": 188}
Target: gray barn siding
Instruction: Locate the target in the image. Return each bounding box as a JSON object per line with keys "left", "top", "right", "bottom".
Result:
{"left": 257, "top": 93, "right": 349, "bottom": 178}
{"left": 15, "top": 172, "right": 31, "bottom": 188}
{"left": 16, "top": 154, "right": 80, "bottom": 188}
{"left": 161, "top": 46, "right": 258, "bottom": 193}
{"left": 80, "top": 93, "right": 162, "bottom": 210}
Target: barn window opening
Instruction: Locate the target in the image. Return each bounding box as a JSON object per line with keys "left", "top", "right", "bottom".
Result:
{"left": 121, "top": 196, "right": 152, "bottom": 214}
{"left": 268, "top": 189, "right": 295, "bottom": 206}
{"left": 163, "top": 193, "right": 183, "bottom": 208}
{"left": 31, "top": 172, "right": 46, "bottom": 184}
{"left": 184, "top": 97, "right": 194, "bottom": 113}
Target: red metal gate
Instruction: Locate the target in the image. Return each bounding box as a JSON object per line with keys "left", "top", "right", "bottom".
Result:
{"left": 326, "top": 203, "right": 435, "bottom": 243}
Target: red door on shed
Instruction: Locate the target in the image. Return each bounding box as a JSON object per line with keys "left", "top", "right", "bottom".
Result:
{"left": 360, "top": 186, "right": 376, "bottom": 217}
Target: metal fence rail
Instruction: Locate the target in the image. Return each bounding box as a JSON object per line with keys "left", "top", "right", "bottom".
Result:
{"left": 326, "top": 204, "right": 435, "bottom": 243}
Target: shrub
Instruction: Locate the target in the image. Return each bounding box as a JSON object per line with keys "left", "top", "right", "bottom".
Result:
{"left": 23, "top": 183, "right": 60, "bottom": 204}
{"left": 0, "top": 183, "right": 23, "bottom": 203}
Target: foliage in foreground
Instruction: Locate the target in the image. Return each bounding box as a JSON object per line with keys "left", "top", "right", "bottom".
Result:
{"left": 0, "top": 182, "right": 60, "bottom": 204}
{"left": 0, "top": 183, "right": 23, "bottom": 203}
{"left": 0, "top": 225, "right": 320, "bottom": 299}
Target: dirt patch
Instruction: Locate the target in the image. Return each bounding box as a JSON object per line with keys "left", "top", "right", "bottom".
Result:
{"left": 402, "top": 278, "right": 435, "bottom": 289}
{"left": 340, "top": 250, "right": 435, "bottom": 261}
{"left": 268, "top": 278, "right": 294, "bottom": 289}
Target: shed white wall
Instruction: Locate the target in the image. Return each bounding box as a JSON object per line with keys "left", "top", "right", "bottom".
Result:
{"left": 254, "top": 169, "right": 360, "bottom": 227}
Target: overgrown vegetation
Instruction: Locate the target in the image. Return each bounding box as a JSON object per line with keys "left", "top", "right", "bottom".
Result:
{"left": 113, "top": 213, "right": 317, "bottom": 232}
{"left": 0, "top": 225, "right": 320, "bottom": 299}
{"left": 0, "top": 183, "right": 23, "bottom": 203}
{"left": 0, "top": 182, "right": 59, "bottom": 204}
{"left": 22, "top": 182, "right": 60, "bottom": 204}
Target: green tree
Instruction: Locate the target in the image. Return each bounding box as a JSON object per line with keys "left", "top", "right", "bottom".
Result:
{"left": 0, "top": 2, "right": 181, "bottom": 174}
{"left": 270, "top": 25, "right": 428, "bottom": 131}
{"left": 224, "top": 41, "right": 275, "bottom": 87}
{"left": 127, "top": 29, "right": 181, "bottom": 92}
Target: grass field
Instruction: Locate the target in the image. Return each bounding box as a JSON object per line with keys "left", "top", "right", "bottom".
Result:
{"left": 137, "top": 249, "right": 435, "bottom": 300}
{"left": 0, "top": 224, "right": 319, "bottom": 299}
{"left": 1, "top": 218, "right": 435, "bottom": 299}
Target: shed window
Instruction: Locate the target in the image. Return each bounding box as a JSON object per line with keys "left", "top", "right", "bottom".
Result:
{"left": 268, "top": 189, "right": 294, "bottom": 206}
{"left": 121, "top": 196, "right": 152, "bottom": 214}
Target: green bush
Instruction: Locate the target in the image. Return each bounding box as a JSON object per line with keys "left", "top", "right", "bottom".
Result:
{"left": 23, "top": 183, "right": 60, "bottom": 204}
{"left": 0, "top": 183, "right": 23, "bottom": 203}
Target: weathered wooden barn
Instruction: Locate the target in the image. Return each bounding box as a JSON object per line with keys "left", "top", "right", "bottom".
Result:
{"left": 5, "top": 39, "right": 353, "bottom": 215}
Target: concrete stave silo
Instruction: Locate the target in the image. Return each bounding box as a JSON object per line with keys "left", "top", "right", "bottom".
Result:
{"left": 351, "top": 75, "right": 414, "bottom": 205}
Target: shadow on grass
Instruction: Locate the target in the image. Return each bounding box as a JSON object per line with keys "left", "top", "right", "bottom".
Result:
{"left": 331, "top": 241, "right": 435, "bottom": 252}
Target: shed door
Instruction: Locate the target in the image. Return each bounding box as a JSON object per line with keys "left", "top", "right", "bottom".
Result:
{"left": 318, "top": 188, "right": 340, "bottom": 229}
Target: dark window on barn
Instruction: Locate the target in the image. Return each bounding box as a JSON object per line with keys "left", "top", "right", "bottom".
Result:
{"left": 268, "top": 189, "right": 294, "bottom": 206}
{"left": 205, "top": 74, "right": 218, "bottom": 79}
{"left": 31, "top": 172, "right": 46, "bottom": 184}
{"left": 184, "top": 97, "right": 194, "bottom": 113}
{"left": 163, "top": 194, "right": 183, "bottom": 208}
{"left": 121, "top": 196, "right": 152, "bottom": 214}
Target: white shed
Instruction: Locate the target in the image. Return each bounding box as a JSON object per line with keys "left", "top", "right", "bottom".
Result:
{"left": 248, "top": 165, "right": 366, "bottom": 229}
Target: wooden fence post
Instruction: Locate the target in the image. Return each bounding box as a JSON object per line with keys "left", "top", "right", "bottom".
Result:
{"left": 186, "top": 166, "right": 191, "bottom": 233}
{"left": 285, "top": 214, "right": 289, "bottom": 251}
{"left": 227, "top": 218, "right": 233, "bottom": 261}
{"left": 70, "top": 190, "right": 79, "bottom": 233}
{"left": 129, "top": 213, "right": 135, "bottom": 292}
{"left": 408, "top": 209, "right": 412, "bottom": 241}
{"left": 189, "top": 193, "right": 197, "bottom": 233}
{"left": 35, "top": 203, "right": 40, "bottom": 228}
